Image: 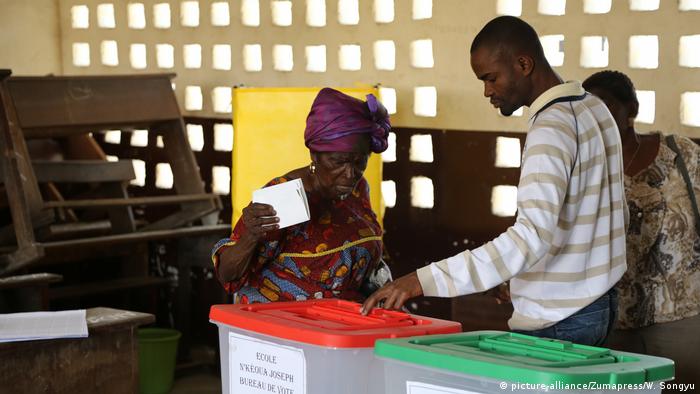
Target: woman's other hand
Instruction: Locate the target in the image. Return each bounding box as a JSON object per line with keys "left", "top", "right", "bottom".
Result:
{"left": 241, "top": 202, "right": 279, "bottom": 242}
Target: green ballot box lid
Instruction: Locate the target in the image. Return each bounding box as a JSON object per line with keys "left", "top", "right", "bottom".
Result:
{"left": 374, "top": 331, "right": 674, "bottom": 385}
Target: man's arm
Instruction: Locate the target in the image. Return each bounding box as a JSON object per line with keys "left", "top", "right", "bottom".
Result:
{"left": 362, "top": 120, "right": 575, "bottom": 313}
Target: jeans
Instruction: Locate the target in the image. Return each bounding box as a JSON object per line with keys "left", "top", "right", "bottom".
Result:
{"left": 515, "top": 287, "right": 618, "bottom": 346}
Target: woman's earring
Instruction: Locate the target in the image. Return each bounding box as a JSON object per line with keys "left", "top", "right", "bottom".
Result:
{"left": 310, "top": 163, "right": 316, "bottom": 174}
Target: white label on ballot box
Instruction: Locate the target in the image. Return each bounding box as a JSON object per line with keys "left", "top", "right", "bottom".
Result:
{"left": 229, "top": 331, "right": 306, "bottom": 394}
{"left": 407, "top": 381, "right": 480, "bottom": 394}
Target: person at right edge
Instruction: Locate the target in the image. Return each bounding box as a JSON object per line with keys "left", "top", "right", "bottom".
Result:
{"left": 583, "top": 70, "right": 700, "bottom": 388}
{"left": 362, "top": 16, "right": 627, "bottom": 347}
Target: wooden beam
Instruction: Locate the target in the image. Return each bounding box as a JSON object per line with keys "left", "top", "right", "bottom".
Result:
{"left": 0, "top": 244, "right": 45, "bottom": 275}
{"left": 60, "top": 134, "right": 107, "bottom": 160}
{"left": 0, "top": 71, "right": 46, "bottom": 271}
{"left": 155, "top": 119, "right": 219, "bottom": 226}
{"left": 16, "top": 240, "right": 142, "bottom": 267}
{"left": 0, "top": 210, "right": 54, "bottom": 246}
{"left": 138, "top": 205, "right": 219, "bottom": 231}
{"left": 1, "top": 224, "right": 229, "bottom": 272}
{"left": 22, "top": 121, "right": 173, "bottom": 139}
{"left": 48, "top": 277, "right": 170, "bottom": 300}
{"left": 0, "top": 273, "right": 62, "bottom": 289}
{"left": 32, "top": 160, "right": 135, "bottom": 183}
{"left": 43, "top": 183, "right": 78, "bottom": 222}
{"left": 7, "top": 74, "right": 180, "bottom": 131}
{"left": 42, "top": 224, "right": 230, "bottom": 251}
{"left": 43, "top": 193, "right": 217, "bottom": 208}
{"left": 0, "top": 71, "right": 44, "bottom": 222}
{"left": 103, "top": 182, "right": 137, "bottom": 234}
{"left": 37, "top": 220, "right": 112, "bottom": 241}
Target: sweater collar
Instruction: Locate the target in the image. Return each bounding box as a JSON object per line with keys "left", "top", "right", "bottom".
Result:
{"left": 528, "top": 81, "right": 585, "bottom": 120}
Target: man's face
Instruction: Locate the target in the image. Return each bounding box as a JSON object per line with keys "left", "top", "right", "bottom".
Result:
{"left": 470, "top": 46, "right": 524, "bottom": 116}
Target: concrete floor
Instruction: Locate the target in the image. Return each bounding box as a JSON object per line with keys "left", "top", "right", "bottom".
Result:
{"left": 170, "top": 372, "right": 221, "bottom": 394}
{"left": 169, "top": 344, "right": 222, "bottom": 394}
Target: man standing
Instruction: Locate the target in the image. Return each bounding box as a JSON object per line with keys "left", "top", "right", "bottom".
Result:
{"left": 362, "top": 16, "right": 627, "bottom": 346}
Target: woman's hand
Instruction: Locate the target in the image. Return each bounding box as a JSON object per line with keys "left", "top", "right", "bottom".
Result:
{"left": 240, "top": 202, "right": 279, "bottom": 242}
{"left": 216, "top": 202, "right": 279, "bottom": 283}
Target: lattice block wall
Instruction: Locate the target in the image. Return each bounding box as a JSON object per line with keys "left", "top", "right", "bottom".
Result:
{"left": 58, "top": 0, "right": 700, "bottom": 136}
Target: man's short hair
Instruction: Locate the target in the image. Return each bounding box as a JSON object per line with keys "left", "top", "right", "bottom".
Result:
{"left": 470, "top": 16, "right": 547, "bottom": 63}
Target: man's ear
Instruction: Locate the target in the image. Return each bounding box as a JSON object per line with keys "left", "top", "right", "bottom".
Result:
{"left": 517, "top": 55, "right": 535, "bottom": 76}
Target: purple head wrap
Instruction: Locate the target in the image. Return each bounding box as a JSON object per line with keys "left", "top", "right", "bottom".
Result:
{"left": 304, "top": 88, "right": 391, "bottom": 153}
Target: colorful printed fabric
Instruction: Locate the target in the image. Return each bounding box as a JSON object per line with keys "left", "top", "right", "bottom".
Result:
{"left": 618, "top": 133, "right": 700, "bottom": 329}
{"left": 304, "top": 88, "right": 390, "bottom": 154}
{"left": 212, "top": 176, "right": 383, "bottom": 303}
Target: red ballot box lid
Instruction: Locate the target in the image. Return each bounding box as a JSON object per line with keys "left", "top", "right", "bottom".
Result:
{"left": 210, "top": 299, "right": 462, "bottom": 348}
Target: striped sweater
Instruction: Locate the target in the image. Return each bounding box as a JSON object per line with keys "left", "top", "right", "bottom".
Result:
{"left": 417, "top": 81, "right": 628, "bottom": 331}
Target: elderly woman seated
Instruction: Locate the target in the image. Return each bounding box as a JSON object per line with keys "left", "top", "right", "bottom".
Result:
{"left": 211, "top": 88, "right": 390, "bottom": 303}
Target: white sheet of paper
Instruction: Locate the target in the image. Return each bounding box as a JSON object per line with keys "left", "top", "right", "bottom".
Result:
{"left": 0, "top": 309, "right": 88, "bottom": 343}
{"left": 252, "top": 178, "right": 310, "bottom": 229}
{"left": 229, "top": 331, "right": 306, "bottom": 394}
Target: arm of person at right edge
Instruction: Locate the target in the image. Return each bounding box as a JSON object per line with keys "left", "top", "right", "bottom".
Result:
{"left": 362, "top": 119, "right": 575, "bottom": 314}
{"left": 213, "top": 202, "right": 280, "bottom": 284}
{"left": 675, "top": 134, "right": 700, "bottom": 199}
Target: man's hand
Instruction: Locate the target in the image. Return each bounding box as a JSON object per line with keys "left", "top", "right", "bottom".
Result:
{"left": 485, "top": 282, "right": 511, "bottom": 305}
{"left": 361, "top": 271, "right": 423, "bottom": 315}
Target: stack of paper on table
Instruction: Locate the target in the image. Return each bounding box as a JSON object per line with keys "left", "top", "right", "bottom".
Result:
{"left": 0, "top": 309, "right": 88, "bottom": 343}
{"left": 253, "top": 178, "right": 310, "bottom": 229}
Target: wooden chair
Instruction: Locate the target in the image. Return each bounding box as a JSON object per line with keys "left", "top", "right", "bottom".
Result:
{"left": 0, "top": 70, "right": 228, "bottom": 292}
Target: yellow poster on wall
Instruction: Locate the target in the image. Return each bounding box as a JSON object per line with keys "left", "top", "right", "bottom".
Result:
{"left": 230, "top": 87, "right": 384, "bottom": 227}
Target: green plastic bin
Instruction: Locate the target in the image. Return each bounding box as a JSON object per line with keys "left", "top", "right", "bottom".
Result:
{"left": 138, "top": 328, "right": 181, "bottom": 394}
{"left": 373, "top": 331, "right": 675, "bottom": 393}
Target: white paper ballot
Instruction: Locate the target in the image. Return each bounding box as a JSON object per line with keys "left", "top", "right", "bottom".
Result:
{"left": 0, "top": 309, "right": 88, "bottom": 343}
{"left": 253, "top": 178, "right": 310, "bottom": 229}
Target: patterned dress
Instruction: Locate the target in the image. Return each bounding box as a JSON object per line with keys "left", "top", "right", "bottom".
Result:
{"left": 618, "top": 133, "right": 700, "bottom": 329}
{"left": 212, "top": 176, "right": 382, "bottom": 303}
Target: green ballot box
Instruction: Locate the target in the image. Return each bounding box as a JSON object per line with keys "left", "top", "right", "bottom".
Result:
{"left": 373, "top": 331, "right": 675, "bottom": 394}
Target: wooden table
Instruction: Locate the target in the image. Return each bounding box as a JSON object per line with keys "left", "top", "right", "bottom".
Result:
{"left": 0, "top": 307, "right": 154, "bottom": 393}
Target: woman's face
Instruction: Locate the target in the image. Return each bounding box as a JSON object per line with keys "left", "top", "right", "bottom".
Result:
{"left": 311, "top": 139, "right": 370, "bottom": 200}
{"left": 587, "top": 87, "right": 632, "bottom": 136}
